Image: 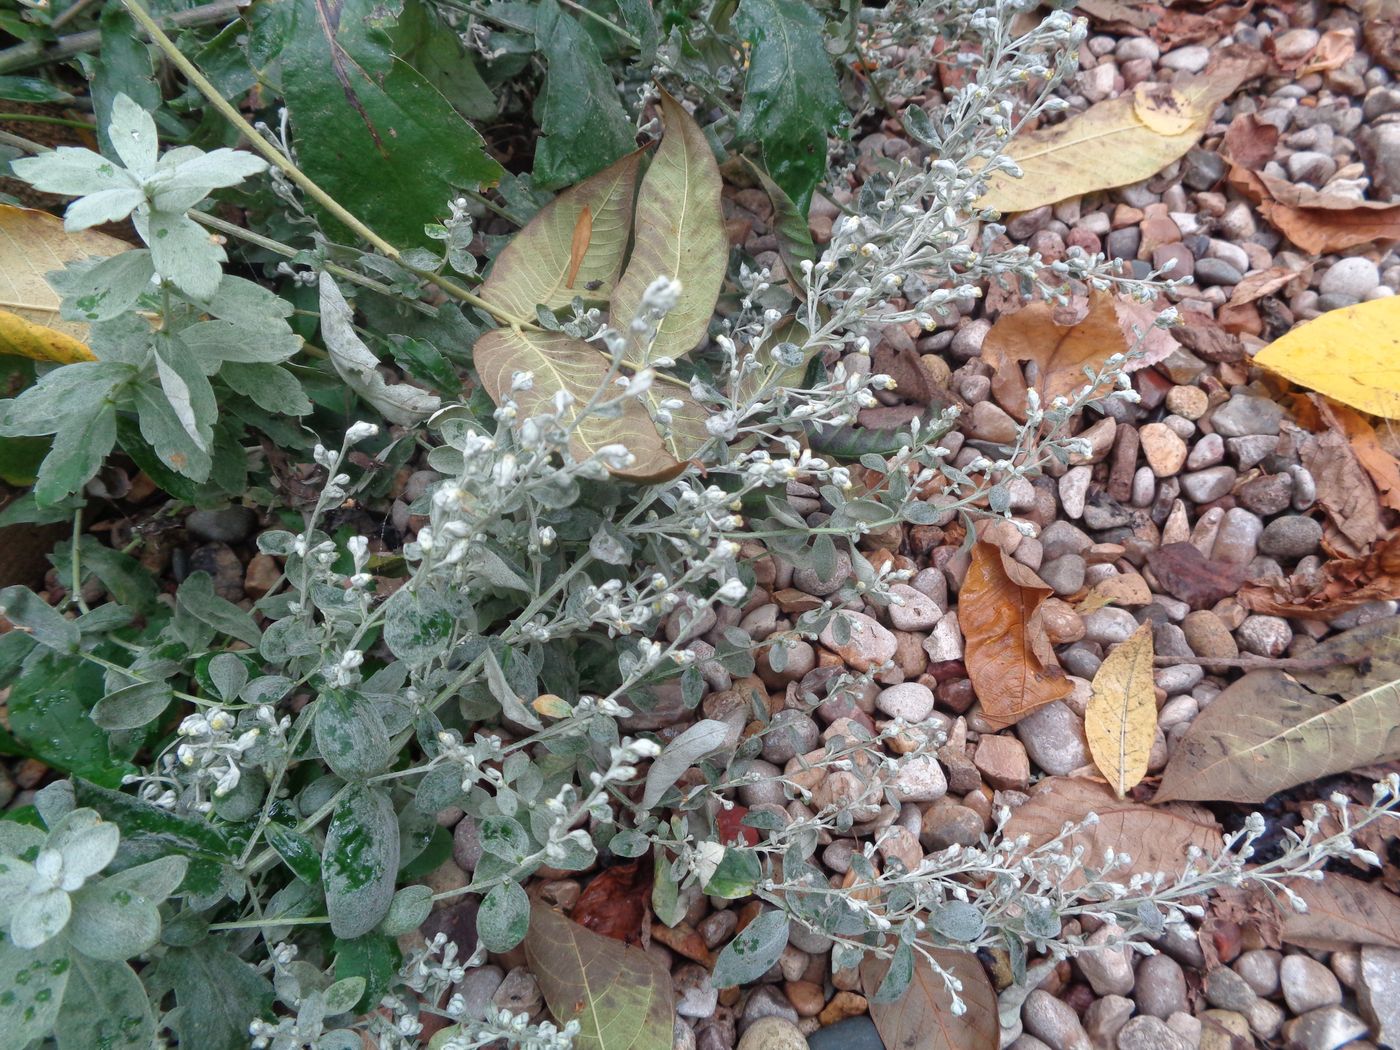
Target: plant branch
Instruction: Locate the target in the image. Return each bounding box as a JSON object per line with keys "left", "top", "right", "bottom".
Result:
{"left": 1151, "top": 654, "right": 1340, "bottom": 671}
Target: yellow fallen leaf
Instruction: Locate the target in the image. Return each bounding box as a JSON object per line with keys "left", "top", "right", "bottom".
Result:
{"left": 0, "top": 204, "right": 132, "bottom": 364}
{"left": 978, "top": 53, "right": 1266, "bottom": 213}
{"left": 1253, "top": 297, "right": 1400, "bottom": 419}
{"left": 1085, "top": 621, "right": 1157, "bottom": 798}
{"left": 1078, "top": 572, "right": 1153, "bottom": 613}
{"left": 532, "top": 693, "right": 573, "bottom": 718}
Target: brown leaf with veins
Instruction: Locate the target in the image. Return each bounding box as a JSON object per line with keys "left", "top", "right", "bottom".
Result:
{"left": 960, "top": 540, "right": 1070, "bottom": 729}
{"left": 861, "top": 948, "right": 998, "bottom": 1050}
{"left": 1301, "top": 395, "right": 1400, "bottom": 513}
{"left": 1005, "top": 777, "right": 1222, "bottom": 890}
{"left": 1282, "top": 872, "right": 1400, "bottom": 951}
{"left": 1239, "top": 530, "right": 1400, "bottom": 618}
{"left": 982, "top": 291, "right": 1127, "bottom": 421}
{"left": 571, "top": 861, "right": 652, "bottom": 945}
{"left": 1146, "top": 542, "right": 1249, "bottom": 610}
{"left": 1298, "top": 425, "right": 1385, "bottom": 558}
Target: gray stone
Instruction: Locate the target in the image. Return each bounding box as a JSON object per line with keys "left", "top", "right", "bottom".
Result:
{"left": 741, "top": 986, "right": 799, "bottom": 1029}
{"left": 1286, "top": 151, "right": 1338, "bottom": 185}
{"left": 454, "top": 965, "right": 504, "bottom": 1020}
{"left": 1117, "top": 1017, "right": 1192, "bottom": 1050}
{"left": 1041, "top": 521, "right": 1093, "bottom": 560}
{"left": 1079, "top": 924, "right": 1136, "bottom": 996}
{"left": 876, "top": 682, "right": 935, "bottom": 722}
{"left": 1204, "top": 967, "right": 1284, "bottom": 1039}
{"left": 1082, "top": 607, "right": 1140, "bottom": 645}
{"left": 1024, "top": 989, "right": 1092, "bottom": 1050}
{"left": 793, "top": 550, "right": 852, "bottom": 597}
{"left": 676, "top": 1018, "right": 698, "bottom": 1050}
{"left": 1281, "top": 1007, "right": 1367, "bottom": 1050}
{"left": 889, "top": 583, "right": 942, "bottom": 631}
{"left": 452, "top": 815, "right": 482, "bottom": 871}
{"left": 1181, "top": 467, "right": 1237, "bottom": 503}
{"left": 1161, "top": 45, "right": 1209, "bottom": 72}
{"left": 738, "top": 1017, "right": 808, "bottom": 1050}
{"left": 1281, "top": 955, "right": 1342, "bottom": 1015}
{"left": 493, "top": 966, "right": 543, "bottom": 1015}
{"left": 186, "top": 506, "right": 258, "bottom": 543}
{"left": 736, "top": 759, "right": 787, "bottom": 807}
{"left": 1227, "top": 436, "right": 1281, "bottom": 471}
{"left": 1236, "top": 615, "right": 1292, "bottom": 658}
{"left": 889, "top": 754, "right": 948, "bottom": 803}
{"left": 1319, "top": 257, "right": 1382, "bottom": 303}
{"left": 1259, "top": 515, "right": 1323, "bottom": 559}
{"left": 1236, "top": 474, "right": 1293, "bottom": 517}
{"left": 1360, "top": 124, "right": 1400, "bottom": 199}
{"left": 762, "top": 711, "right": 820, "bottom": 765}
{"left": 1136, "top": 953, "right": 1188, "bottom": 1019}
{"left": 676, "top": 963, "right": 721, "bottom": 1019}
{"left": 807, "top": 1016, "right": 881, "bottom": 1050}
{"left": 1212, "top": 508, "right": 1262, "bottom": 566}
{"left": 1017, "top": 701, "right": 1091, "bottom": 776}
{"left": 1358, "top": 946, "right": 1400, "bottom": 1050}
{"left": 1211, "top": 396, "right": 1284, "bottom": 438}
{"left": 1194, "top": 258, "right": 1243, "bottom": 286}
{"left": 1187, "top": 433, "right": 1225, "bottom": 470}
{"left": 1042, "top": 554, "right": 1088, "bottom": 596}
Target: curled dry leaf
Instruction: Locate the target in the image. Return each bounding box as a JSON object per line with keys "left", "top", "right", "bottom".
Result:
{"left": 0, "top": 204, "right": 130, "bottom": 365}
{"left": 1291, "top": 611, "right": 1400, "bottom": 698}
{"left": 1152, "top": 669, "right": 1400, "bottom": 804}
{"left": 860, "top": 948, "right": 999, "bottom": 1050}
{"left": 1086, "top": 622, "right": 1157, "bottom": 798}
{"left": 1253, "top": 297, "right": 1400, "bottom": 420}
{"left": 982, "top": 291, "right": 1125, "bottom": 421}
{"left": 1146, "top": 541, "right": 1249, "bottom": 610}
{"left": 1239, "top": 529, "right": 1400, "bottom": 619}
{"left": 570, "top": 862, "right": 651, "bottom": 945}
{"left": 1296, "top": 394, "right": 1400, "bottom": 512}
{"left": 523, "top": 904, "right": 674, "bottom": 1050}
{"left": 1005, "top": 777, "right": 1222, "bottom": 890}
{"left": 977, "top": 52, "right": 1266, "bottom": 213}
{"left": 1297, "top": 425, "right": 1385, "bottom": 559}
{"left": 1077, "top": 571, "right": 1152, "bottom": 613}
{"left": 960, "top": 539, "right": 1070, "bottom": 730}
{"left": 1297, "top": 28, "right": 1357, "bottom": 75}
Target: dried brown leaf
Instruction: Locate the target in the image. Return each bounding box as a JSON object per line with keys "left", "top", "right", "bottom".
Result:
{"left": 983, "top": 291, "right": 1127, "bottom": 421}
{"left": 1297, "top": 29, "right": 1357, "bottom": 75}
{"left": 961, "top": 539, "right": 1071, "bottom": 730}
{"left": 1299, "top": 426, "right": 1385, "bottom": 559}
{"left": 861, "top": 948, "right": 999, "bottom": 1050}
{"left": 1239, "top": 530, "right": 1400, "bottom": 618}
{"left": 1281, "top": 872, "right": 1400, "bottom": 951}
{"left": 1086, "top": 623, "right": 1157, "bottom": 798}
{"left": 567, "top": 205, "right": 594, "bottom": 289}
{"left": 572, "top": 862, "right": 651, "bottom": 945}
{"left": 1145, "top": 542, "right": 1249, "bottom": 610}
{"left": 1077, "top": 572, "right": 1153, "bottom": 613}
{"left": 1005, "top": 777, "right": 1222, "bottom": 890}
{"left": 1306, "top": 395, "right": 1400, "bottom": 513}
{"left": 1153, "top": 669, "right": 1400, "bottom": 803}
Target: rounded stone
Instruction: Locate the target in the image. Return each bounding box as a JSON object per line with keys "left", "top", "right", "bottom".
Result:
{"left": 793, "top": 550, "right": 851, "bottom": 597}
{"left": 876, "top": 682, "right": 936, "bottom": 722}
{"left": 1116, "top": 1016, "right": 1191, "bottom": 1050}
{"left": 1081, "top": 607, "right": 1140, "bottom": 645}
{"left": 1016, "top": 700, "right": 1091, "bottom": 776}
{"left": 1280, "top": 954, "right": 1343, "bottom": 1015}
{"left": 1181, "top": 466, "right": 1237, "bottom": 504}
{"left": 888, "top": 583, "right": 942, "bottom": 631}
{"left": 1236, "top": 615, "right": 1292, "bottom": 658}
{"left": 186, "top": 506, "right": 258, "bottom": 543}
{"left": 1165, "top": 385, "right": 1209, "bottom": 420}
{"left": 1023, "top": 989, "right": 1091, "bottom": 1050}
{"left": 1319, "top": 257, "right": 1381, "bottom": 302}
{"left": 1259, "top": 515, "right": 1323, "bottom": 559}
{"left": 1135, "top": 953, "right": 1188, "bottom": 1019}
{"left": 762, "top": 711, "right": 820, "bottom": 765}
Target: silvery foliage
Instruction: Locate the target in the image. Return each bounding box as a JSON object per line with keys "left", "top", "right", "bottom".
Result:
{"left": 0, "top": 783, "right": 187, "bottom": 1047}
{"left": 2, "top": 93, "right": 306, "bottom": 505}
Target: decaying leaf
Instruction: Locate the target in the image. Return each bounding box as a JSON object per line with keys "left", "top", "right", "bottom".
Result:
{"left": 977, "top": 52, "right": 1266, "bottom": 213}
{"left": 1282, "top": 872, "right": 1400, "bottom": 951}
{"left": 1239, "top": 529, "right": 1400, "bottom": 618}
{"left": 1005, "top": 777, "right": 1222, "bottom": 889}
{"left": 480, "top": 150, "right": 643, "bottom": 319}
{"left": 1153, "top": 669, "right": 1400, "bottom": 804}
{"left": 1077, "top": 572, "right": 1153, "bottom": 612}
{"left": 1086, "top": 623, "right": 1156, "bottom": 798}
{"left": 1298, "top": 425, "right": 1385, "bottom": 558}
{"left": 1253, "top": 297, "right": 1400, "bottom": 420}
{"left": 524, "top": 904, "right": 674, "bottom": 1050}
{"left": 1146, "top": 542, "right": 1250, "bottom": 610}
{"left": 1223, "top": 116, "right": 1400, "bottom": 253}
{"left": 960, "top": 539, "right": 1070, "bottom": 730}
{"left": 1297, "top": 395, "right": 1400, "bottom": 513}
{"left": 1291, "top": 615, "right": 1400, "bottom": 699}
{"left": 570, "top": 862, "right": 651, "bottom": 945}
{"left": 861, "top": 948, "right": 998, "bottom": 1050}
{"left": 610, "top": 92, "right": 727, "bottom": 368}
{"left": 982, "top": 291, "right": 1126, "bottom": 421}
{"left": 0, "top": 205, "right": 132, "bottom": 364}
{"left": 1297, "top": 28, "right": 1357, "bottom": 75}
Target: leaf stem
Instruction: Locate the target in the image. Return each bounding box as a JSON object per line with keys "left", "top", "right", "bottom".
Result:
{"left": 1150, "top": 654, "right": 1340, "bottom": 671}
{"left": 0, "top": 113, "right": 94, "bottom": 130}
{"left": 117, "top": 0, "right": 536, "bottom": 330}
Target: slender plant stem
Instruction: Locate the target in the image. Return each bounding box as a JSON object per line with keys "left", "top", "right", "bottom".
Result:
{"left": 0, "top": 113, "right": 94, "bottom": 130}
{"left": 1151, "top": 654, "right": 1339, "bottom": 671}
{"left": 52, "top": 0, "right": 101, "bottom": 31}
{"left": 118, "top": 0, "right": 534, "bottom": 330}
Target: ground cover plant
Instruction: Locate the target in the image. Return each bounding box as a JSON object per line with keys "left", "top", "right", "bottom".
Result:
{"left": 1, "top": 0, "right": 1400, "bottom": 1048}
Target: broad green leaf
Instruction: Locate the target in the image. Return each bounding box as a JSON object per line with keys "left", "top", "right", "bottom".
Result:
{"left": 609, "top": 92, "right": 727, "bottom": 367}
{"left": 381, "top": 584, "right": 455, "bottom": 663}
{"left": 91, "top": 5, "right": 158, "bottom": 164}
{"left": 641, "top": 718, "right": 729, "bottom": 810}
{"left": 8, "top": 651, "right": 134, "bottom": 787}
{"left": 480, "top": 149, "right": 643, "bottom": 320}
{"left": 177, "top": 571, "right": 261, "bottom": 646}
{"left": 741, "top": 156, "right": 816, "bottom": 291}
{"left": 473, "top": 326, "right": 685, "bottom": 480}
{"left": 531, "top": 0, "right": 637, "bottom": 190}
{"left": 0, "top": 937, "right": 68, "bottom": 1044}
{"left": 54, "top": 955, "right": 154, "bottom": 1050}
{"left": 266, "top": 823, "right": 323, "bottom": 883}
{"left": 314, "top": 688, "right": 392, "bottom": 781}
{"left": 66, "top": 878, "right": 162, "bottom": 961}
{"left": 0, "top": 76, "right": 74, "bottom": 103}
{"left": 324, "top": 786, "right": 400, "bottom": 939}
{"left": 711, "top": 908, "right": 788, "bottom": 987}
{"left": 220, "top": 361, "right": 314, "bottom": 415}
{"left": 90, "top": 679, "right": 173, "bottom": 730}
{"left": 333, "top": 933, "right": 401, "bottom": 1014}
{"left": 523, "top": 903, "right": 674, "bottom": 1050}
{"left": 250, "top": 0, "right": 503, "bottom": 248}
{"left": 0, "top": 585, "right": 79, "bottom": 653}
{"left": 1154, "top": 669, "right": 1400, "bottom": 804}
{"left": 734, "top": 0, "right": 844, "bottom": 212}
{"left": 56, "top": 536, "right": 159, "bottom": 614}
{"left": 38, "top": 397, "right": 117, "bottom": 505}
{"left": 150, "top": 946, "right": 274, "bottom": 1050}
{"left": 379, "top": 884, "right": 432, "bottom": 936}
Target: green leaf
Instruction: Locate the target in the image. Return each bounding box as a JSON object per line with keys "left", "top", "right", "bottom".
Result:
{"left": 703, "top": 847, "right": 761, "bottom": 900}
{"left": 740, "top": 156, "right": 816, "bottom": 291}
{"left": 8, "top": 652, "right": 134, "bottom": 787}
{"left": 314, "top": 688, "right": 392, "bottom": 781}
{"left": 523, "top": 903, "right": 674, "bottom": 1049}
{"left": 734, "top": 0, "right": 844, "bottom": 211}
{"left": 90, "top": 679, "right": 173, "bottom": 730}
{"left": 380, "top": 884, "right": 432, "bottom": 936}
{"left": 334, "top": 932, "right": 401, "bottom": 1013}
{"left": 324, "top": 785, "right": 400, "bottom": 939}
{"left": 0, "top": 936, "right": 68, "bottom": 1045}
{"left": 251, "top": 0, "right": 502, "bottom": 248}
{"left": 388, "top": 335, "right": 462, "bottom": 398}
{"left": 150, "top": 946, "right": 274, "bottom": 1050}
{"left": 134, "top": 374, "right": 212, "bottom": 484}
{"left": 56, "top": 536, "right": 159, "bottom": 614}
{"left": 53, "top": 955, "right": 154, "bottom": 1050}
{"left": 91, "top": 6, "right": 158, "bottom": 163}
{"left": 381, "top": 585, "right": 455, "bottom": 663}
{"left": 477, "top": 880, "right": 530, "bottom": 952}
{"left": 531, "top": 0, "right": 637, "bottom": 190}
{"left": 65, "top": 878, "right": 162, "bottom": 961}
{"left": 0, "top": 76, "right": 73, "bottom": 103}
{"left": 479, "top": 149, "right": 642, "bottom": 320}
{"left": 177, "top": 572, "right": 261, "bottom": 646}
{"left": 711, "top": 908, "right": 788, "bottom": 987}
{"left": 266, "top": 823, "right": 323, "bottom": 884}
{"left": 220, "top": 361, "right": 314, "bottom": 415}
{"left": 0, "top": 586, "right": 79, "bottom": 653}
{"left": 609, "top": 92, "right": 727, "bottom": 368}
{"left": 35, "top": 399, "right": 116, "bottom": 505}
